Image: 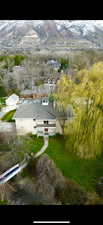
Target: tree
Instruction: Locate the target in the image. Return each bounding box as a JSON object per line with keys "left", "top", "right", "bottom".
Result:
{"left": 54, "top": 62, "right": 103, "bottom": 158}
{"left": 58, "top": 58, "right": 69, "bottom": 72}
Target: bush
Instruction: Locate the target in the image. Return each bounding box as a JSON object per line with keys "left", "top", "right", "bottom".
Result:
{"left": 0, "top": 200, "right": 8, "bottom": 205}
{"left": 55, "top": 178, "right": 88, "bottom": 205}
{"left": 14, "top": 55, "right": 26, "bottom": 66}
{"left": 58, "top": 58, "right": 69, "bottom": 72}
{"left": 85, "top": 191, "right": 103, "bottom": 205}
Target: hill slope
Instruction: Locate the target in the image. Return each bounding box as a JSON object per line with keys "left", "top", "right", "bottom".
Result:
{"left": 0, "top": 20, "right": 103, "bottom": 52}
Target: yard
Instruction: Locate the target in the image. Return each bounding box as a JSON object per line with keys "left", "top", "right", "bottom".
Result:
{"left": 44, "top": 135, "right": 103, "bottom": 192}
{"left": 1, "top": 110, "right": 16, "bottom": 122}
{"left": 1, "top": 130, "right": 103, "bottom": 193}
{"left": 22, "top": 134, "right": 103, "bottom": 192}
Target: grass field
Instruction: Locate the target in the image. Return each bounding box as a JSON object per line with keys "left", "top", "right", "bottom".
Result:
{"left": 25, "top": 135, "right": 44, "bottom": 154}
{"left": 45, "top": 135, "right": 103, "bottom": 192}
{"left": 1, "top": 110, "right": 16, "bottom": 122}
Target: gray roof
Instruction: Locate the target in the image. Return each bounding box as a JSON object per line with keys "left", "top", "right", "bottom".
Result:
{"left": 20, "top": 90, "right": 33, "bottom": 95}
{"left": 13, "top": 101, "right": 66, "bottom": 120}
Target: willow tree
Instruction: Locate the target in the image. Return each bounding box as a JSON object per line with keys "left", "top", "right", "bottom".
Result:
{"left": 54, "top": 62, "right": 103, "bottom": 158}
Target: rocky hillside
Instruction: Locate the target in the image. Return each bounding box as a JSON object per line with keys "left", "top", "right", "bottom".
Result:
{"left": 0, "top": 20, "right": 103, "bottom": 52}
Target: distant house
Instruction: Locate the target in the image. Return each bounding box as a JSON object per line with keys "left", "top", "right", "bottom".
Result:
{"left": 6, "top": 94, "right": 19, "bottom": 106}
{"left": 13, "top": 97, "right": 68, "bottom": 136}
{"left": 20, "top": 81, "right": 56, "bottom": 99}
{"left": 20, "top": 89, "right": 33, "bottom": 98}
{"left": 47, "top": 59, "right": 61, "bottom": 71}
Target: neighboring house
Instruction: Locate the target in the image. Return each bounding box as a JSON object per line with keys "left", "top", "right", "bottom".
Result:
{"left": 47, "top": 59, "right": 61, "bottom": 71}
{"left": 20, "top": 81, "right": 56, "bottom": 99}
{"left": 6, "top": 94, "right": 19, "bottom": 106}
{"left": 20, "top": 89, "right": 33, "bottom": 98}
{"left": 13, "top": 97, "right": 68, "bottom": 136}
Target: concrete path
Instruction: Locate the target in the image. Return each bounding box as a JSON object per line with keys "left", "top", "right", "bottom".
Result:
{"left": 34, "top": 136, "right": 49, "bottom": 158}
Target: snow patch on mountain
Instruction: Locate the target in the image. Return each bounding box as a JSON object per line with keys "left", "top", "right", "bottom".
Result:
{"left": 55, "top": 20, "right": 102, "bottom": 36}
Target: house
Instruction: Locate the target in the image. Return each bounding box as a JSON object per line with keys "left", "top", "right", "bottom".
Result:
{"left": 20, "top": 89, "right": 33, "bottom": 98}
{"left": 6, "top": 94, "right": 19, "bottom": 106}
{"left": 20, "top": 81, "right": 56, "bottom": 99}
{"left": 13, "top": 97, "right": 67, "bottom": 136}
{"left": 47, "top": 59, "right": 61, "bottom": 71}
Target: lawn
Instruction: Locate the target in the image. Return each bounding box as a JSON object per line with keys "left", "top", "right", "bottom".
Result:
{"left": 25, "top": 135, "right": 44, "bottom": 154}
{"left": 45, "top": 135, "right": 103, "bottom": 192}
{"left": 1, "top": 110, "right": 16, "bottom": 122}
{"left": 0, "top": 97, "right": 5, "bottom": 105}
{"left": 0, "top": 97, "right": 6, "bottom": 110}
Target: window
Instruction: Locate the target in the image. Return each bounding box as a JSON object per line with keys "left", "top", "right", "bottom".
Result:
{"left": 44, "top": 128, "right": 48, "bottom": 132}
{"left": 38, "top": 131, "right": 43, "bottom": 133}
{"left": 44, "top": 121, "right": 48, "bottom": 124}
{"left": 33, "top": 119, "right": 36, "bottom": 121}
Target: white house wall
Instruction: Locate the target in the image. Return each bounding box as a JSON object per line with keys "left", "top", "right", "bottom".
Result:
{"left": 15, "top": 118, "right": 62, "bottom": 136}
{"left": 37, "top": 127, "right": 56, "bottom": 136}
{"left": 36, "top": 119, "right": 56, "bottom": 136}
{"left": 15, "top": 118, "right": 36, "bottom": 135}
{"left": 37, "top": 119, "right": 56, "bottom": 124}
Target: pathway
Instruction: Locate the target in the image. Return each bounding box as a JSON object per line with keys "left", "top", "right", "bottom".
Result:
{"left": 34, "top": 135, "right": 49, "bottom": 158}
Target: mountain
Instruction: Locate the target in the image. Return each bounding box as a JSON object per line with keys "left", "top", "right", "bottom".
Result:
{"left": 0, "top": 20, "right": 103, "bottom": 52}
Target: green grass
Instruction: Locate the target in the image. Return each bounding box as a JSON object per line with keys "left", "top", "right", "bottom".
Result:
{"left": 0, "top": 97, "right": 6, "bottom": 110}
{"left": 15, "top": 134, "right": 44, "bottom": 160}
{"left": 19, "top": 135, "right": 44, "bottom": 178}
{"left": 45, "top": 135, "right": 103, "bottom": 192}
{"left": 1, "top": 110, "right": 16, "bottom": 122}
{"left": 0, "top": 200, "right": 8, "bottom": 205}
{"left": 0, "top": 97, "right": 5, "bottom": 104}
{"left": 0, "top": 86, "right": 7, "bottom": 97}
{"left": 25, "top": 134, "right": 44, "bottom": 154}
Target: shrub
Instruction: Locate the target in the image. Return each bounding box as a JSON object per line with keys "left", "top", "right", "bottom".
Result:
{"left": 14, "top": 55, "right": 26, "bottom": 66}
{"left": 85, "top": 192, "right": 103, "bottom": 205}
{"left": 58, "top": 58, "right": 69, "bottom": 72}
{"left": 55, "top": 178, "right": 88, "bottom": 205}
{"left": 0, "top": 200, "right": 8, "bottom": 205}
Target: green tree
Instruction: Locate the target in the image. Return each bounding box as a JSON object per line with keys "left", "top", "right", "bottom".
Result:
{"left": 14, "top": 55, "right": 25, "bottom": 66}
{"left": 58, "top": 58, "right": 69, "bottom": 72}
{"left": 54, "top": 62, "right": 103, "bottom": 158}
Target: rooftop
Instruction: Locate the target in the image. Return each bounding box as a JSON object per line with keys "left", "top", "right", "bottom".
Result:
{"left": 13, "top": 101, "right": 66, "bottom": 120}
